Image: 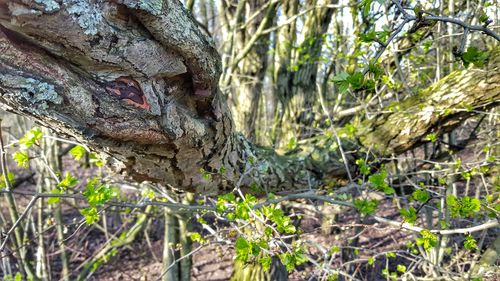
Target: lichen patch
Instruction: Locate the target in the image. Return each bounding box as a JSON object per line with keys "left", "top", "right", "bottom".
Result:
{"left": 64, "top": 0, "right": 103, "bottom": 35}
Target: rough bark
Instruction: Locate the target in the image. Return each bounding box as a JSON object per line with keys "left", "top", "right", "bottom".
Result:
{"left": 356, "top": 53, "right": 500, "bottom": 155}
{"left": 273, "top": 0, "right": 337, "bottom": 146}
{"left": 220, "top": 0, "right": 278, "bottom": 141}
{"left": 0, "top": 1, "right": 498, "bottom": 195}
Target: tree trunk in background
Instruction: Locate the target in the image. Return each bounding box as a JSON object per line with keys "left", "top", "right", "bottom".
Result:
{"left": 162, "top": 207, "right": 179, "bottom": 281}
{"left": 162, "top": 192, "right": 194, "bottom": 281}
{"left": 231, "top": 256, "right": 288, "bottom": 281}
{"left": 273, "top": 0, "right": 337, "bottom": 147}
{"left": 0, "top": 1, "right": 498, "bottom": 196}
{"left": 272, "top": 0, "right": 298, "bottom": 145}
{"left": 220, "top": 0, "right": 278, "bottom": 141}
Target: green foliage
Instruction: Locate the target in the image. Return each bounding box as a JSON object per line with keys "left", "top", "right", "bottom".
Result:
{"left": 216, "top": 192, "right": 236, "bottom": 214}
{"left": 83, "top": 178, "right": 115, "bottom": 207}
{"left": 279, "top": 245, "right": 308, "bottom": 272}
{"left": 19, "top": 127, "right": 43, "bottom": 149}
{"left": 338, "top": 123, "right": 357, "bottom": 139}
{"left": 258, "top": 255, "right": 272, "bottom": 271}
{"left": 360, "top": 28, "right": 390, "bottom": 44}
{"left": 354, "top": 198, "right": 378, "bottom": 215}
{"left": 70, "top": 145, "right": 86, "bottom": 160}
{"left": 48, "top": 172, "right": 79, "bottom": 205}
{"left": 58, "top": 172, "right": 79, "bottom": 190}
{"left": 199, "top": 168, "right": 211, "bottom": 181}
{"left": 287, "top": 137, "right": 297, "bottom": 150}
{"left": 446, "top": 195, "right": 481, "bottom": 218}
{"left": 90, "top": 152, "right": 104, "bottom": 166}
{"left": 0, "top": 172, "right": 15, "bottom": 189}
{"left": 13, "top": 151, "right": 29, "bottom": 168}
{"left": 356, "top": 158, "right": 370, "bottom": 176}
{"left": 2, "top": 273, "right": 25, "bottom": 281}
{"left": 235, "top": 236, "right": 268, "bottom": 263}
{"left": 425, "top": 133, "right": 437, "bottom": 142}
{"left": 368, "top": 171, "right": 394, "bottom": 195}
{"left": 464, "top": 234, "right": 478, "bottom": 250}
{"left": 79, "top": 178, "right": 116, "bottom": 224}
{"left": 412, "top": 189, "right": 430, "bottom": 203}
{"left": 332, "top": 72, "right": 367, "bottom": 93}
{"left": 416, "top": 230, "right": 438, "bottom": 251}
{"left": 400, "top": 207, "right": 417, "bottom": 224}
{"left": 190, "top": 232, "right": 207, "bottom": 244}
{"left": 262, "top": 204, "right": 297, "bottom": 234}
{"left": 80, "top": 207, "right": 99, "bottom": 224}
{"left": 461, "top": 47, "right": 489, "bottom": 67}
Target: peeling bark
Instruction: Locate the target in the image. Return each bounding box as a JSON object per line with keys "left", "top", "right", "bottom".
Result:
{"left": 0, "top": 1, "right": 498, "bottom": 195}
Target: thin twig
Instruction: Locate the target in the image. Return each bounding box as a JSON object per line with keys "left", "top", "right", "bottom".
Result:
{"left": 0, "top": 195, "right": 40, "bottom": 251}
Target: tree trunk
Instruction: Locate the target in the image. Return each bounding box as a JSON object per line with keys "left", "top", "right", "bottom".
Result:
{"left": 273, "top": 0, "right": 337, "bottom": 146}
{"left": 231, "top": 256, "right": 288, "bottom": 281}
{"left": 220, "top": 0, "right": 278, "bottom": 141}
{"left": 0, "top": 1, "right": 498, "bottom": 196}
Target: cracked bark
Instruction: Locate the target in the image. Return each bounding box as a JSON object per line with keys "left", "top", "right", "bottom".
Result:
{"left": 0, "top": 0, "right": 498, "bottom": 195}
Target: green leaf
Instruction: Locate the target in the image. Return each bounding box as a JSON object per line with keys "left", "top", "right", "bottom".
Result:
{"left": 83, "top": 178, "right": 114, "bottom": 207}
{"left": 287, "top": 137, "right": 297, "bottom": 150}
{"left": 329, "top": 245, "right": 341, "bottom": 254}
{"left": 416, "top": 229, "right": 437, "bottom": 251}
{"left": 19, "top": 127, "right": 43, "bottom": 149}
{"left": 461, "top": 47, "right": 489, "bottom": 67}
{"left": 464, "top": 234, "right": 478, "bottom": 250}
{"left": 13, "top": 151, "right": 29, "bottom": 168}
{"left": 283, "top": 223, "right": 296, "bottom": 234}
{"left": 264, "top": 226, "right": 273, "bottom": 237}
{"left": 89, "top": 152, "right": 105, "bottom": 167}
{"left": 69, "top": 145, "right": 86, "bottom": 161}
{"left": 368, "top": 257, "right": 374, "bottom": 265}
{"left": 347, "top": 72, "right": 365, "bottom": 90}
{"left": 412, "top": 189, "right": 430, "bottom": 203}
{"left": 355, "top": 158, "right": 370, "bottom": 175}
{"left": 0, "top": 172, "right": 15, "bottom": 189}
{"left": 446, "top": 195, "right": 481, "bottom": 218}
{"left": 354, "top": 198, "right": 378, "bottom": 215}
{"left": 396, "top": 264, "right": 406, "bottom": 273}
{"left": 58, "top": 172, "right": 78, "bottom": 190}
{"left": 80, "top": 207, "right": 99, "bottom": 225}
{"left": 425, "top": 133, "right": 437, "bottom": 142}
{"left": 362, "top": 0, "right": 373, "bottom": 17}
{"left": 236, "top": 236, "right": 249, "bottom": 250}
{"left": 47, "top": 188, "right": 62, "bottom": 205}
{"left": 400, "top": 207, "right": 417, "bottom": 224}
{"left": 235, "top": 236, "right": 251, "bottom": 261}
{"left": 190, "top": 232, "right": 207, "bottom": 244}
{"left": 368, "top": 171, "right": 393, "bottom": 194}
{"left": 259, "top": 255, "right": 272, "bottom": 272}
{"left": 478, "top": 13, "right": 489, "bottom": 23}
{"left": 279, "top": 246, "right": 308, "bottom": 272}
{"left": 332, "top": 72, "right": 350, "bottom": 93}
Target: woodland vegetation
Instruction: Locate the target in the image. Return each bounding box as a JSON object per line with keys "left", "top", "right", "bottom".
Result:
{"left": 0, "top": 0, "right": 498, "bottom": 280}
